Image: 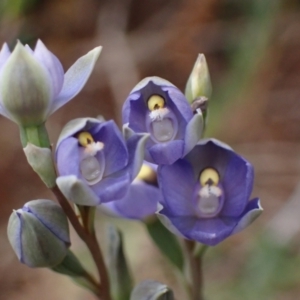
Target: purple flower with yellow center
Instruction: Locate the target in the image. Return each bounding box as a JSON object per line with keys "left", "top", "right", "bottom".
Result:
{"left": 157, "top": 139, "right": 263, "bottom": 246}
{"left": 0, "top": 40, "right": 101, "bottom": 126}
{"left": 122, "top": 77, "right": 203, "bottom": 165}
{"left": 56, "top": 118, "right": 148, "bottom": 206}
{"left": 101, "top": 163, "right": 162, "bottom": 220}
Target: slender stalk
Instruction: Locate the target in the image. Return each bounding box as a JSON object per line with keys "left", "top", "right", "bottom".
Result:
{"left": 51, "top": 185, "right": 111, "bottom": 300}
{"left": 185, "top": 240, "right": 205, "bottom": 300}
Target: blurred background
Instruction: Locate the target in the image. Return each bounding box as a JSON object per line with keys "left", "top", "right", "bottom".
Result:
{"left": 0, "top": 0, "right": 300, "bottom": 299}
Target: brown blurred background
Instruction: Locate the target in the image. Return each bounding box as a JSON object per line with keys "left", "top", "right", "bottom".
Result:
{"left": 0, "top": 0, "right": 300, "bottom": 299}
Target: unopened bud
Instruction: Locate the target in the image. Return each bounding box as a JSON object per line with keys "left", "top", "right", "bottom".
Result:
{"left": 7, "top": 199, "right": 70, "bottom": 268}
{"left": 185, "top": 54, "right": 212, "bottom": 103}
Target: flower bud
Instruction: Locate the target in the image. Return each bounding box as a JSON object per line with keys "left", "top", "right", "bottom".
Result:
{"left": 185, "top": 54, "right": 212, "bottom": 103}
{"left": 0, "top": 40, "right": 102, "bottom": 128}
{"left": 0, "top": 42, "right": 52, "bottom": 126}
{"left": 130, "top": 280, "right": 174, "bottom": 300}
{"left": 7, "top": 199, "right": 70, "bottom": 268}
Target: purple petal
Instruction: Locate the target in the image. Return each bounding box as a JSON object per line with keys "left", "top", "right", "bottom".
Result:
{"left": 156, "top": 206, "right": 185, "bottom": 238}
{"left": 103, "top": 181, "right": 160, "bottom": 219}
{"left": 122, "top": 92, "right": 141, "bottom": 126}
{"left": 127, "top": 92, "right": 148, "bottom": 133}
{"left": 50, "top": 46, "right": 102, "bottom": 113}
{"left": 163, "top": 213, "right": 237, "bottom": 246}
{"left": 148, "top": 140, "right": 184, "bottom": 165}
{"left": 56, "top": 176, "right": 100, "bottom": 206}
{"left": 185, "top": 139, "right": 232, "bottom": 177}
{"left": 56, "top": 117, "right": 100, "bottom": 148}
{"left": 0, "top": 43, "right": 10, "bottom": 70}
{"left": 130, "top": 77, "right": 175, "bottom": 94}
{"left": 34, "top": 40, "right": 64, "bottom": 98}
{"left": 183, "top": 112, "right": 203, "bottom": 156}
{"left": 232, "top": 198, "right": 263, "bottom": 234}
{"left": 56, "top": 137, "right": 80, "bottom": 177}
{"left": 125, "top": 133, "right": 149, "bottom": 180}
{"left": 221, "top": 153, "right": 254, "bottom": 217}
{"left": 162, "top": 85, "right": 193, "bottom": 123}
{"left": 91, "top": 172, "right": 131, "bottom": 203}
{"left": 93, "top": 120, "right": 128, "bottom": 176}
{"left": 158, "top": 160, "right": 195, "bottom": 216}
{"left": 185, "top": 139, "right": 253, "bottom": 217}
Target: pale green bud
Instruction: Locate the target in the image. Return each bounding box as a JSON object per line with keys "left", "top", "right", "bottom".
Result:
{"left": 0, "top": 41, "right": 52, "bottom": 126}
{"left": 130, "top": 280, "right": 174, "bottom": 300}
{"left": 185, "top": 54, "right": 212, "bottom": 103}
{"left": 7, "top": 199, "right": 70, "bottom": 268}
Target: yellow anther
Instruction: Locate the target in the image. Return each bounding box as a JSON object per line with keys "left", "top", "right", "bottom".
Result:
{"left": 77, "top": 132, "right": 94, "bottom": 147}
{"left": 199, "top": 168, "right": 219, "bottom": 186}
{"left": 136, "top": 164, "right": 156, "bottom": 182}
{"left": 147, "top": 95, "right": 165, "bottom": 111}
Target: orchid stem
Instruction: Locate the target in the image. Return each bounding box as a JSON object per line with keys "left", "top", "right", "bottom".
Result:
{"left": 185, "top": 240, "right": 206, "bottom": 300}
{"left": 51, "top": 185, "right": 111, "bottom": 300}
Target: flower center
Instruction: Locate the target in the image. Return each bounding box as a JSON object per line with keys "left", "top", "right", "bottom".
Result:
{"left": 196, "top": 167, "right": 224, "bottom": 218}
{"left": 77, "top": 131, "right": 105, "bottom": 185}
{"left": 134, "top": 163, "right": 156, "bottom": 183}
{"left": 146, "top": 95, "right": 178, "bottom": 143}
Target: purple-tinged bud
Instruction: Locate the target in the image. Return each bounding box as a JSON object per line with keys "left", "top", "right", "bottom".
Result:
{"left": 7, "top": 199, "right": 70, "bottom": 268}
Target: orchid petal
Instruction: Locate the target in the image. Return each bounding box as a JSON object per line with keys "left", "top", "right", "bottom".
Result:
{"left": 103, "top": 181, "right": 160, "bottom": 219}
{"left": 56, "top": 137, "right": 80, "bottom": 177}
{"left": 93, "top": 120, "right": 128, "bottom": 176}
{"left": 158, "top": 160, "right": 195, "bottom": 216}
{"left": 232, "top": 198, "right": 263, "bottom": 234}
{"left": 183, "top": 111, "right": 203, "bottom": 156}
{"left": 125, "top": 133, "right": 149, "bottom": 180}
{"left": 91, "top": 172, "right": 131, "bottom": 203}
{"left": 148, "top": 140, "right": 184, "bottom": 165}
{"left": 56, "top": 176, "right": 99, "bottom": 206}
{"left": 34, "top": 40, "right": 64, "bottom": 98}
{"left": 50, "top": 46, "right": 102, "bottom": 113}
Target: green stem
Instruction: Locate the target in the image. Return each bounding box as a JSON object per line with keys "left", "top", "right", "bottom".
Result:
{"left": 51, "top": 185, "right": 111, "bottom": 300}
{"left": 19, "top": 123, "right": 51, "bottom": 148}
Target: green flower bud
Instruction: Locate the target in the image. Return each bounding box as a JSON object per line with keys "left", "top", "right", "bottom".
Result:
{"left": 185, "top": 54, "right": 212, "bottom": 103}
{"left": 0, "top": 40, "right": 102, "bottom": 128}
{"left": 0, "top": 42, "right": 52, "bottom": 126}
{"left": 7, "top": 199, "right": 70, "bottom": 268}
{"left": 130, "top": 280, "right": 174, "bottom": 300}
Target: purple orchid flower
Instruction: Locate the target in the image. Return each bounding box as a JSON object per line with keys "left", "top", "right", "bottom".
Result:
{"left": 0, "top": 40, "right": 101, "bottom": 126}
{"left": 122, "top": 77, "right": 203, "bottom": 165}
{"left": 56, "top": 118, "right": 148, "bottom": 206}
{"left": 157, "top": 139, "right": 263, "bottom": 246}
{"left": 101, "top": 163, "right": 162, "bottom": 220}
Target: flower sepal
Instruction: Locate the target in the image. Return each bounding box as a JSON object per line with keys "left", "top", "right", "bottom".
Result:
{"left": 24, "top": 142, "right": 56, "bottom": 188}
